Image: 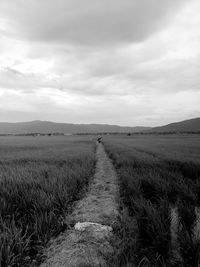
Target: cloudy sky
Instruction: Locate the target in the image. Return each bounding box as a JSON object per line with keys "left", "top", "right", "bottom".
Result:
{"left": 0, "top": 0, "right": 200, "bottom": 126}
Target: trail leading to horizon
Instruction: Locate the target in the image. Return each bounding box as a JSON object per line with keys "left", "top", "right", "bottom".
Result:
{"left": 40, "top": 142, "right": 119, "bottom": 267}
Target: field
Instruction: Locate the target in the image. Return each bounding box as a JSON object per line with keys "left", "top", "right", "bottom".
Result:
{"left": 1, "top": 134, "right": 200, "bottom": 267}
{"left": 104, "top": 134, "right": 200, "bottom": 266}
{"left": 0, "top": 136, "right": 95, "bottom": 266}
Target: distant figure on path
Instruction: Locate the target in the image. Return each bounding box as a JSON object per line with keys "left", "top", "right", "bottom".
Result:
{"left": 97, "top": 135, "right": 102, "bottom": 143}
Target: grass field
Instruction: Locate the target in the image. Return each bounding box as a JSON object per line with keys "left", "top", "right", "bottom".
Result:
{"left": 0, "top": 136, "right": 96, "bottom": 266}
{"left": 104, "top": 134, "right": 200, "bottom": 267}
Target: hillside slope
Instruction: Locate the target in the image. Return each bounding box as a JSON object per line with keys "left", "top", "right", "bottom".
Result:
{"left": 150, "top": 118, "right": 200, "bottom": 132}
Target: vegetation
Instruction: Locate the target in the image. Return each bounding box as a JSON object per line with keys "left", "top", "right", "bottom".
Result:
{"left": 104, "top": 134, "right": 200, "bottom": 266}
{"left": 0, "top": 136, "right": 95, "bottom": 267}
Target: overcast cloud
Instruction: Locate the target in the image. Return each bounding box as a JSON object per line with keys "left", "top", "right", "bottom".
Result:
{"left": 0, "top": 0, "right": 199, "bottom": 126}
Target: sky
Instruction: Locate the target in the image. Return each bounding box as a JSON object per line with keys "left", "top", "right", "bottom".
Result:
{"left": 0, "top": 0, "right": 200, "bottom": 126}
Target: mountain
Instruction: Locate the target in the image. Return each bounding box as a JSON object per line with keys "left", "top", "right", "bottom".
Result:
{"left": 0, "top": 120, "right": 151, "bottom": 134}
{"left": 1, "top": 118, "right": 198, "bottom": 135}
{"left": 150, "top": 118, "right": 200, "bottom": 133}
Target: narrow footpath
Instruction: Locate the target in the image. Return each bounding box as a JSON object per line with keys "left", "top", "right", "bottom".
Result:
{"left": 40, "top": 142, "right": 119, "bottom": 267}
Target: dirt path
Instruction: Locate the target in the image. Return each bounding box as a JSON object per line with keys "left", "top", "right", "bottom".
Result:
{"left": 40, "top": 142, "right": 119, "bottom": 267}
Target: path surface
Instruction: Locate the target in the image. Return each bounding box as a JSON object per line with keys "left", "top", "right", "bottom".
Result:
{"left": 40, "top": 143, "right": 119, "bottom": 267}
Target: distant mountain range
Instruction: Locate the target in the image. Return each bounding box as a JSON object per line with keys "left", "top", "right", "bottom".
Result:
{"left": 0, "top": 118, "right": 199, "bottom": 134}
{"left": 0, "top": 120, "right": 150, "bottom": 134}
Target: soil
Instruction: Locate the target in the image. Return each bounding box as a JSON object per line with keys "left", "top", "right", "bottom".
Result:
{"left": 39, "top": 142, "right": 119, "bottom": 267}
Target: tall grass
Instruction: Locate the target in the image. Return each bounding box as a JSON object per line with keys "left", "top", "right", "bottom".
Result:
{"left": 104, "top": 135, "right": 200, "bottom": 266}
{"left": 0, "top": 136, "right": 95, "bottom": 266}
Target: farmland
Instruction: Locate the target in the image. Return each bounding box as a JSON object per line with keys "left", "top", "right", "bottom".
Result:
{"left": 1, "top": 133, "right": 200, "bottom": 267}
{"left": 0, "top": 136, "right": 96, "bottom": 266}
{"left": 104, "top": 134, "right": 200, "bottom": 266}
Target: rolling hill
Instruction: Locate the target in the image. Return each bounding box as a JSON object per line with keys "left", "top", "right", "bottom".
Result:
{"left": 150, "top": 117, "right": 200, "bottom": 133}
{"left": 0, "top": 120, "right": 150, "bottom": 134}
